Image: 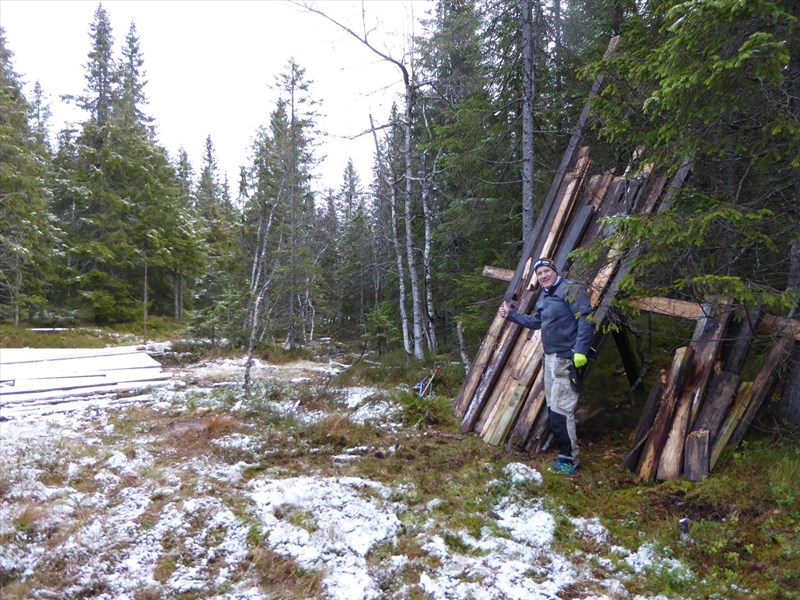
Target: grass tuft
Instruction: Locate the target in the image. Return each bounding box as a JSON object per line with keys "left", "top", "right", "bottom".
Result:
{"left": 251, "top": 546, "right": 324, "bottom": 598}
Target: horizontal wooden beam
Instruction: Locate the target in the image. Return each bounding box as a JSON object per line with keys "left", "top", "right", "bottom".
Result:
{"left": 629, "top": 297, "right": 800, "bottom": 341}
{"left": 482, "top": 265, "right": 514, "bottom": 281}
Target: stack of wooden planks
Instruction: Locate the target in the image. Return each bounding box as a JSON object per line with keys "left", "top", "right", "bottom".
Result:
{"left": 453, "top": 32, "right": 798, "bottom": 479}
{"left": 457, "top": 143, "right": 797, "bottom": 479}
{"left": 623, "top": 301, "right": 799, "bottom": 481}
{"left": 453, "top": 143, "right": 689, "bottom": 453}
{"left": 0, "top": 346, "right": 171, "bottom": 412}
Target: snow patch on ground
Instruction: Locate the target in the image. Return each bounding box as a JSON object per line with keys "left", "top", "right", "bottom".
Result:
{"left": 0, "top": 353, "right": 690, "bottom": 598}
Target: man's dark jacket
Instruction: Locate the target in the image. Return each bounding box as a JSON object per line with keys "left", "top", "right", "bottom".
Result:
{"left": 505, "top": 277, "right": 594, "bottom": 358}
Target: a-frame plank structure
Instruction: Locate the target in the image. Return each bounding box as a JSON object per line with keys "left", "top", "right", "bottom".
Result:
{"left": 455, "top": 36, "right": 798, "bottom": 481}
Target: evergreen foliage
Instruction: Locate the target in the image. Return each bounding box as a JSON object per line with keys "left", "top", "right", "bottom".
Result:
{"left": 0, "top": 28, "right": 59, "bottom": 325}
{"left": 583, "top": 0, "right": 799, "bottom": 316}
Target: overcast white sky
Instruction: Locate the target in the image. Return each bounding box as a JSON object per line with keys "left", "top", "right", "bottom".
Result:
{"left": 1, "top": 0, "right": 432, "bottom": 193}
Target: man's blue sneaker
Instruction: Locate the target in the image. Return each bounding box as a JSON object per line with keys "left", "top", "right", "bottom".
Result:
{"left": 548, "top": 459, "right": 579, "bottom": 475}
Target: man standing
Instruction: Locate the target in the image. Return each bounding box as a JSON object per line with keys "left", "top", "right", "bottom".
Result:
{"left": 499, "top": 257, "right": 595, "bottom": 474}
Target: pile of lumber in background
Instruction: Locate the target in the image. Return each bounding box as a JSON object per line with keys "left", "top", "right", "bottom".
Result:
{"left": 0, "top": 346, "right": 170, "bottom": 414}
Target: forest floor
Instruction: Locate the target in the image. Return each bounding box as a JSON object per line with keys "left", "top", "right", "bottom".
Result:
{"left": 1, "top": 337, "right": 797, "bottom": 599}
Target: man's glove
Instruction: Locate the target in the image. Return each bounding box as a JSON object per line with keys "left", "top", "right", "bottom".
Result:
{"left": 573, "top": 353, "right": 588, "bottom": 368}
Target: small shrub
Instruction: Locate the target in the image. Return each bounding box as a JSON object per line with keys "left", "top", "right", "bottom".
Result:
{"left": 396, "top": 391, "right": 455, "bottom": 428}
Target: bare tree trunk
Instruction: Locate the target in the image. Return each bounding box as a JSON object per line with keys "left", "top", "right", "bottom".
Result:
{"left": 421, "top": 168, "right": 438, "bottom": 354}
{"left": 13, "top": 267, "right": 21, "bottom": 327}
{"left": 173, "top": 268, "right": 183, "bottom": 320}
{"left": 778, "top": 32, "right": 800, "bottom": 424}
{"left": 370, "top": 114, "right": 412, "bottom": 356}
{"left": 457, "top": 321, "right": 471, "bottom": 375}
{"left": 521, "top": 0, "right": 537, "bottom": 246}
{"left": 244, "top": 291, "right": 266, "bottom": 397}
{"left": 143, "top": 260, "right": 149, "bottom": 342}
{"left": 403, "top": 81, "right": 425, "bottom": 360}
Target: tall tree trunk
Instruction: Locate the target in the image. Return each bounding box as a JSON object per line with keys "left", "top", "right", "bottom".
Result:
{"left": 286, "top": 80, "right": 298, "bottom": 351}
{"left": 779, "top": 29, "right": 800, "bottom": 424}
{"left": 370, "top": 114, "right": 412, "bottom": 356}
{"left": 421, "top": 167, "right": 438, "bottom": 354}
{"left": 13, "top": 267, "right": 21, "bottom": 327}
{"left": 403, "top": 83, "right": 425, "bottom": 360}
{"left": 143, "top": 259, "right": 149, "bottom": 342}
{"left": 520, "top": 0, "right": 537, "bottom": 246}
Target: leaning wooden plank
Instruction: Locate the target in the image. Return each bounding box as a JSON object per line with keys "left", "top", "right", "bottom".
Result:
{"left": 691, "top": 370, "right": 741, "bottom": 446}
{"left": 522, "top": 395, "right": 551, "bottom": 454}
{"left": 454, "top": 313, "right": 510, "bottom": 418}
{"left": 457, "top": 255, "right": 539, "bottom": 421}
{"left": 481, "top": 334, "right": 544, "bottom": 445}
{"left": 623, "top": 369, "right": 667, "bottom": 471}
{"left": 459, "top": 281, "right": 539, "bottom": 430}
{"left": 506, "top": 367, "right": 547, "bottom": 451}
{"left": 721, "top": 310, "right": 763, "bottom": 373}
{"left": 657, "top": 309, "right": 731, "bottom": 480}
{"left": 709, "top": 382, "right": 754, "bottom": 470}
{"left": 458, "top": 315, "right": 521, "bottom": 427}
{"left": 684, "top": 429, "right": 710, "bottom": 481}
{"left": 452, "top": 326, "right": 500, "bottom": 418}
{"left": 467, "top": 293, "right": 543, "bottom": 434}
{"left": 538, "top": 154, "right": 592, "bottom": 263}
{"left": 728, "top": 335, "right": 795, "bottom": 447}
{"left": 637, "top": 346, "right": 695, "bottom": 481}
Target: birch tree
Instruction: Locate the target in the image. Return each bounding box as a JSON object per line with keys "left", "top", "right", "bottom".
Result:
{"left": 297, "top": 1, "right": 426, "bottom": 358}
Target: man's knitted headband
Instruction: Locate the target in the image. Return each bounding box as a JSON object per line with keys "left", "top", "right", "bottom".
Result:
{"left": 533, "top": 258, "right": 557, "bottom": 273}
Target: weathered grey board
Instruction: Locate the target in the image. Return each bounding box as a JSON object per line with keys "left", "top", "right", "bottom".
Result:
{"left": 0, "top": 346, "right": 170, "bottom": 407}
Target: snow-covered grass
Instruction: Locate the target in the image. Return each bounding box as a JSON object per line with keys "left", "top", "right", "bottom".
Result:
{"left": 1, "top": 352, "right": 695, "bottom": 599}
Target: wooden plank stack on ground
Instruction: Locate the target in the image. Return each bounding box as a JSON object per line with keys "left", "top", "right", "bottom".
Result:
{"left": 0, "top": 346, "right": 171, "bottom": 410}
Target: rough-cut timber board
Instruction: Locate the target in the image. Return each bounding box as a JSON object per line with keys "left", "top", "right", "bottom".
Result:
{"left": 691, "top": 370, "right": 741, "bottom": 446}
{"left": 684, "top": 429, "right": 710, "bottom": 481}
{"left": 506, "top": 368, "right": 547, "bottom": 451}
{"left": 728, "top": 335, "right": 795, "bottom": 447}
{"left": 637, "top": 346, "right": 694, "bottom": 481}
{"left": 657, "top": 309, "right": 730, "bottom": 480}
{"left": 710, "top": 382, "right": 754, "bottom": 470}
{"left": 481, "top": 334, "right": 543, "bottom": 445}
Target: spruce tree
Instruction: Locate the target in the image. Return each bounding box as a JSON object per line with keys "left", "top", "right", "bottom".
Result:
{"left": 0, "top": 29, "right": 58, "bottom": 325}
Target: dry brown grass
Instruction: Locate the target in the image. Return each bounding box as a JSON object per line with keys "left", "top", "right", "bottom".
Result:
{"left": 13, "top": 503, "right": 43, "bottom": 534}
{"left": 251, "top": 545, "right": 324, "bottom": 598}
{"left": 203, "top": 414, "right": 239, "bottom": 438}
